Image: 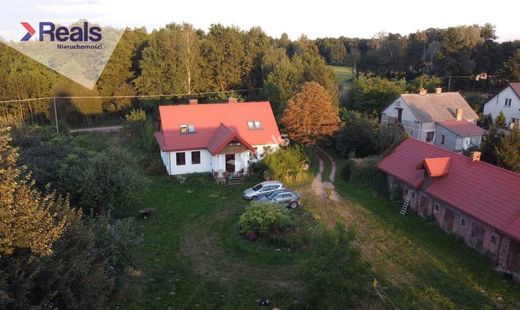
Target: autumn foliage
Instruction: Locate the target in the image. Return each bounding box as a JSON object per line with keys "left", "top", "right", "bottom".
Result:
{"left": 282, "top": 81, "right": 340, "bottom": 145}
{"left": 0, "top": 127, "right": 78, "bottom": 256}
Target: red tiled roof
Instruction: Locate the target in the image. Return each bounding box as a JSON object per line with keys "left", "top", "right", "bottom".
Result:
{"left": 421, "top": 157, "right": 451, "bottom": 177}
{"left": 155, "top": 101, "right": 281, "bottom": 152}
{"left": 437, "top": 120, "right": 486, "bottom": 136}
{"left": 378, "top": 138, "right": 520, "bottom": 241}
{"left": 510, "top": 83, "right": 520, "bottom": 98}
{"left": 206, "top": 123, "right": 255, "bottom": 155}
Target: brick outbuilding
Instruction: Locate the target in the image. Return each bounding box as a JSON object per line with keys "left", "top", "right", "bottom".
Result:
{"left": 378, "top": 138, "right": 520, "bottom": 280}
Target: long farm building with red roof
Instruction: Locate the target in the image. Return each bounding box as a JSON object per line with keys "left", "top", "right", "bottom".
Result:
{"left": 378, "top": 138, "right": 520, "bottom": 280}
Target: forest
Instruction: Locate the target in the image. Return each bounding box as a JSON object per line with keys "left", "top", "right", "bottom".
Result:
{"left": 1, "top": 23, "right": 519, "bottom": 128}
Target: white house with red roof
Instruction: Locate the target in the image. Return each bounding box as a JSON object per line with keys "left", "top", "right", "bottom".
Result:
{"left": 154, "top": 99, "right": 281, "bottom": 176}
{"left": 483, "top": 83, "right": 520, "bottom": 129}
{"left": 381, "top": 88, "right": 485, "bottom": 152}
{"left": 378, "top": 138, "right": 520, "bottom": 279}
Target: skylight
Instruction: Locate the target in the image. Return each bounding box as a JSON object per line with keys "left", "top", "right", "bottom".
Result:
{"left": 180, "top": 124, "right": 196, "bottom": 134}
{"left": 247, "top": 120, "right": 262, "bottom": 130}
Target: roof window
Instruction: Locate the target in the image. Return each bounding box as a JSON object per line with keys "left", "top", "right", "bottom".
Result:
{"left": 180, "top": 124, "right": 196, "bottom": 134}
{"left": 248, "top": 120, "right": 262, "bottom": 130}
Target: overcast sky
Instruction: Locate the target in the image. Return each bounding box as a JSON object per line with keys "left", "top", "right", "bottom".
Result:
{"left": 0, "top": 0, "right": 518, "bottom": 41}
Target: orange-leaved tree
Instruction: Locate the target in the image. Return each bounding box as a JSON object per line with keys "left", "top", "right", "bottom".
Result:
{"left": 282, "top": 81, "right": 340, "bottom": 145}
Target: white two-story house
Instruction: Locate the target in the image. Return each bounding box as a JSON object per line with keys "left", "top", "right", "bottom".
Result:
{"left": 483, "top": 83, "right": 520, "bottom": 129}
{"left": 154, "top": 99, "right": 281, "bottom": 176}
{"left": 381, "top": 88, "right": 484, "bottom": 152}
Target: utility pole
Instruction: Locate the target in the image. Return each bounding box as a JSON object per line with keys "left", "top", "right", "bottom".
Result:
{"left": 53, "top": 97, "right": 59, "bottom": 134}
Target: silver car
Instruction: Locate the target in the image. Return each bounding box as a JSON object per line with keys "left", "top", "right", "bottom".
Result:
{"left": 257, "top": 189, "right": 301, "bottom": 209}
{"left": 243, "top": 181, "right": 284, "bottom": 200}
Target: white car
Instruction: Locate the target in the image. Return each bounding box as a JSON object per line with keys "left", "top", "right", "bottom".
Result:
{"left": 242, "top": 181, "right": 284, "bottom": 200}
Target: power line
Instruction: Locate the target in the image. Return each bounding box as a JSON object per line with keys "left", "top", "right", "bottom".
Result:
{"left": 0, "top": 88, "right": 263, "bottom": 104}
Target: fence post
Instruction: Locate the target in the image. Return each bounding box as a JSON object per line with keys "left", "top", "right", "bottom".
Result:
{"left": 53, "top": 97, "right": 59, "bottom": 134}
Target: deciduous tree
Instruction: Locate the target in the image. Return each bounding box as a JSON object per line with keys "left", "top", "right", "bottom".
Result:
{"left": 282, "top": 82, "right": 340, "bottom": 145}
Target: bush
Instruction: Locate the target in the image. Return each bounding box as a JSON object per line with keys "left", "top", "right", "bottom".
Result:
{"left": 239, "top": 202, "right": 293, "bottom": 243}
{"left": 342, "top": 156, "right": 388, "bottom": 194}
{"left": 336, "top": 110, "right": 406, "bottom": 158}
{"left": 263, "top": 145, "right": 311, "bottom": 185}
{"left": 248, "top": 160, "right": 269, "bottom": 179}
{"left": 123, "top": 109, "right": 158, "bottom": 153}
{"left": 299, "top": 224, "right": 371, "bottom": 309}
{"left": 58, "top": 148, "right": 144, "bottom": 215}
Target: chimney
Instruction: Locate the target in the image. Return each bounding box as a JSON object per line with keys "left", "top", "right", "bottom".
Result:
{"left": 228, "top": 97, "right": 238, "bottom": 104}
{"left": 189, "top": 99, "right": 198, "bottom": 105}
{"left": 455, "top": 108, "right": 463, "bottom": 121}
{"left": 435, "top": 87, "right": 442, "bottom": 94}
{"left": 470, "top": 151, "right": 481, "bottom": 163}
{"left": 419, "top": 88, "right": 427, "bottom": 96}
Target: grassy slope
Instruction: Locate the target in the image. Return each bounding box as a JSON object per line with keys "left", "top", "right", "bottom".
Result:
{"left": 323, "top": 154, "right": 520, "bottom": 309}
{"left": 329, "top": 65, "right": 354, "bottom": 91}
{"left": 78, "top": 132, "right": 519, "bottom": 309}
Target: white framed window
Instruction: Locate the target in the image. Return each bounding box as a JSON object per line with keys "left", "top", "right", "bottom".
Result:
{"left": 505, "top": 98, "right": 512, "bottom": 107}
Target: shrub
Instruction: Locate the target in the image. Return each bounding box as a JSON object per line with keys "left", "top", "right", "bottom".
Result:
{"left": 342, "top": 156, "right": 388, "bottom": 194}
{"left": 123, "top": 109, "right": 158, "bottom": 153}
{"left": 239, "top": 202, "right": 293, "bottom": 243}
{"left": 263, "top": 145, "right": 311, "bottom": 185}
{"left": 299, "top": 224, "right": 371, "bottom": 309}
{"left": 336, "top": 110, "right": 406, "bottom": 158}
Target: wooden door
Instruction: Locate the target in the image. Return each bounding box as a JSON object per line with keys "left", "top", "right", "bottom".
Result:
{"left": 225, "top": 154, "right": 235, "bottom": 173}
{"left": 443, "top": 208, "right": 454, "bottom": 232}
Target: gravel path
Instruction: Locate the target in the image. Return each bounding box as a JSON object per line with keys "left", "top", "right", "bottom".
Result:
{"left": 311, "top": 148, "right": 341, "bottom": 203}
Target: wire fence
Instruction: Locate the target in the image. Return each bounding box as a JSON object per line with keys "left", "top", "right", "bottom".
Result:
{"left": 0, "top": 88, "right": 264, "bottom": 133}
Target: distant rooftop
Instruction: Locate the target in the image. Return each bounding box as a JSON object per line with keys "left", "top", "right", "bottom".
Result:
{"left": 400, "top": 92, "right": 478, "bottom": 123}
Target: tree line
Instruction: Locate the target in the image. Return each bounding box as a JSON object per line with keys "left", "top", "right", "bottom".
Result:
{"left": 2, "top": 23, "right": 519, "bottom": 127}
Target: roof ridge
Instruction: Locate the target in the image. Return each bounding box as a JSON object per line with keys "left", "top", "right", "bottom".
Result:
{"left": 407, "top": 138, "right": 520, "bottom": 178}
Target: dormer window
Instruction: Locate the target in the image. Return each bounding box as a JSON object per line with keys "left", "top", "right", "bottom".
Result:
{"left": 180, "top": 124, "right": 196, "bottom": 134}
{"left": 248, "top": 120, "right": 262, "bottom": 130}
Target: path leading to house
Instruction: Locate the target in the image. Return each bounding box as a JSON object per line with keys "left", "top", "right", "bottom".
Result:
{"left": 311, "top": 147, "right": 341, "bottom": 203}
{"left": 69, "top": 125, "right": 123, "bottom": 133}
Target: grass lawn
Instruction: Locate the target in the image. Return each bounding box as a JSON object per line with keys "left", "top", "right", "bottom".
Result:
{"left": 329, "top": 65, "right": 354, "bottom": 91}
{"left": 77, "top": 132, "right": 519, "bottom": 309}
{"left": 311, "top": 154, "right": 520, "bottom": 309}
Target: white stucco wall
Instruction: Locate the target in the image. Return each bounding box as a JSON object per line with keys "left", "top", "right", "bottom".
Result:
{"left": 160, "top": 143, "right": 279, "bottom": 176}
{"left": 381, "top": 97, "right": 422, "bottom": 138}
{"left": 166, "top": 149, "right": 213, "bottom": 175}
{"left": 483, "top": 86, "right": 520, "bottom": 127}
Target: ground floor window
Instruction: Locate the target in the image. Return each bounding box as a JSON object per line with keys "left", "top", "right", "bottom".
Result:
{"left": 176, "top": 152, "right": 186, "bottom": 165}
{"left": 191, "top": 151, "right": 201, "bottom": 164}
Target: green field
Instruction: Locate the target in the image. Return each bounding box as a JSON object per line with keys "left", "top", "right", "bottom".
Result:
{"left": 329, "top": 65, "right": 354, "bottom": 91}
{"left": 82, "top": 133, "right": 520, "bottom": 309}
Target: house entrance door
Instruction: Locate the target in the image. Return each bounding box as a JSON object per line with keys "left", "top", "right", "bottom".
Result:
{"left": 225, "top": 154, "right": 235, "bottom": 173}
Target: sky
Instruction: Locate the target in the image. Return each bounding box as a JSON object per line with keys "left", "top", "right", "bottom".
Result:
{"left": 0, "top": 0, "right": 518, "bottom": 41}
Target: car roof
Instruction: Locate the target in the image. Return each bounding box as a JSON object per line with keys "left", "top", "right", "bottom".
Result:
{"left": 271, "top": 189, "right": 297, "bottom": 195}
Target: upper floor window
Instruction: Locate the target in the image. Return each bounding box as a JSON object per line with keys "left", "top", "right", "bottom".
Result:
{"left": 180, "top": 124, "right": 196, "bottom": 134}
{"left": 505, "top": 98, "right": 512, "bottom": 107}
{"left": 441, "top": 135, "right": 445, "bottom": 144}
{"left": 247, "top": 120, "right": 262, "bottom": 130}
{"left": 426, "top": 131, "right": 435, "bottom": 142}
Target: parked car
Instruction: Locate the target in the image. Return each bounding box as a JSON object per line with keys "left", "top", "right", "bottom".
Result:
{"left": 257, "top": 189, "right": 300, "bottom": 208}
{"left": 243, "top": 181, "right": 284, "bottom": 200}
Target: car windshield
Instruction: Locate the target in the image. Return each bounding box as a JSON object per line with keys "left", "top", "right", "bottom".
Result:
{"left": 252, "top": 184, "right": 263, "bottom": 191}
